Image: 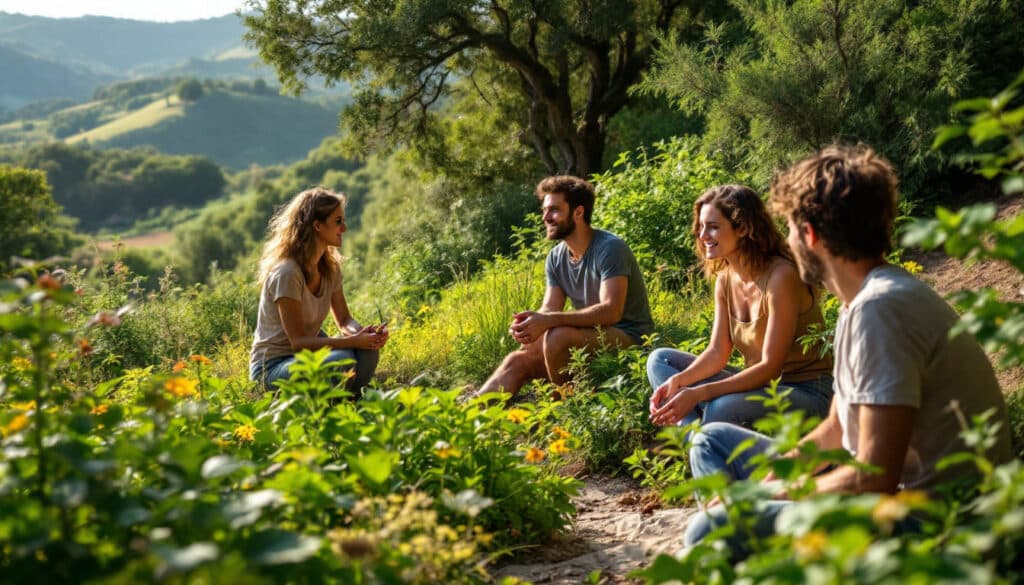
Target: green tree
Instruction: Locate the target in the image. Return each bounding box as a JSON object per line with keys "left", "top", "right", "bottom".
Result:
{"left": 244, "top": 0, "right": 728, "bottom": 177}
{"left": 637, "top": 0, "right": 1024, "bottom": 196}
{"left": 0, "top": 165, "right": 79, "bottom": 272}
{"left": 176, "top": 78, "right": 204, "bottom": 103}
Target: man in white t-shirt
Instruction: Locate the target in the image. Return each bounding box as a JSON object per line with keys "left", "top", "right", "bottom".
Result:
{"left": 682, "top": 144, "right": 1012, "bottom": 554}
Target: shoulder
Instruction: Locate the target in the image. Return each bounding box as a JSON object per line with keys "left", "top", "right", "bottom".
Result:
{"left": 764, "top": 259, "right": 803, "bottom": 295}
{"left": 268, "top": 259, "right": 302, "bottom": 283}
{"left": 594, "top": 230, "right": 632, "bottom": 255}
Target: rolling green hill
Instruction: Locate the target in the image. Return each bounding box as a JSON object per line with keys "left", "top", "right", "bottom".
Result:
{"left": 67, "top": 88, "right": 343, "bottom": 169}
{"left": 0, "top": 44, "right": 112, "bottom": 109}
{"left": 0, "top": 13, "right": 247, "bottom": 74}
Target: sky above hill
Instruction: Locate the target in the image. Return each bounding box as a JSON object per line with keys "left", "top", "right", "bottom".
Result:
{"left": 0, "top": 0, "right": 246, "bottom": 22}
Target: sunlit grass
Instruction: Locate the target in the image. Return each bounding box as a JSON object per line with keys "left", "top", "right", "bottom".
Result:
{"left": 66, "top": 95, "right": 185, "bottom": 144}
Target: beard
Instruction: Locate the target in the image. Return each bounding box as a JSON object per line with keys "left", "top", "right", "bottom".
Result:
{"left": 793, "top": 238, "right": 826, "bottom": 286}
{"left": 547, "top": 216, "right": 577, "bottom": 240}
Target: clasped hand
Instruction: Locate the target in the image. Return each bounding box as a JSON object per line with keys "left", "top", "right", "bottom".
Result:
{"left": 649, "top": 377, "right": 702, "bottom": 426}
{"left": 509, "top": 311, "right": 550, "bottom": 345}
{"left": 349, "top": 323, "right": 389, "bottom": 350}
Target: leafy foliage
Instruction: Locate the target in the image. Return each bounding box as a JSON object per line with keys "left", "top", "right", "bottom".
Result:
{"left": 639, "top": 0, "right": 1024, "bottom": 195}
{"left": 244, "top": 0, "right": 727, "bottom": 176}
{"left": 0, "top": 165, "right": 79, "bottom": 272}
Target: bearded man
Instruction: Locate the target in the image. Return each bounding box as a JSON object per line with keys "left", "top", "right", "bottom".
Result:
{"left": 476, "top": 175, "right": 654, "bottom": 397}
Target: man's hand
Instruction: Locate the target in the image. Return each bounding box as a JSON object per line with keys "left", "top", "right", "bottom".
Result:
{"left": 649, "top": 382, "right": 702, "bottom": 426}
{"left": 509, "top": 311, "right": 552, "bottom": 345}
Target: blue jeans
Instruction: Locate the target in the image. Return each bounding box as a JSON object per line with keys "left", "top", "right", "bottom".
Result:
{"left": 683, "top": 423, "right": 788, "bottom": 551}
{"left": 250, "top": 348, "right": 379, "bottom": 394}
{"left": 646, "top": 348, "right": 833, "bottom": 429}
{"left": 683, "top": 422, "right": 924, "bottom": 557}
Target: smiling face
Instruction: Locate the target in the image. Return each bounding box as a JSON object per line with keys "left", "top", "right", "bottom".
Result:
{"left": 315, "top": 205, "right": 346, "bottom": 248}
{"left": 541, "top": 192, "right": 578, "bottom": 241}
{"left": 697, "top": 202, "right": 742, "bottom": 262}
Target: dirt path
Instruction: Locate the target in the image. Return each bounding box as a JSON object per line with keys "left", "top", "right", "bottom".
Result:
{"left": 496, "top": 476, "right": 696, "bottom": 584}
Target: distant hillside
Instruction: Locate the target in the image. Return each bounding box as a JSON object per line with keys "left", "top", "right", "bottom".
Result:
{"left": 0, "top": 44, "right": 112, "bottom": 109}
{"left": 73, "top": 88, "right": 342, "bottom": 169}
{"left": 0, "top": 13, "right": 249, "bottom": 75}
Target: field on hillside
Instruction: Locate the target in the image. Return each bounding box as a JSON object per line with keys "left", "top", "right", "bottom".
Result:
{"left": 67, "top": 95, "right": 184, "bottom": 144}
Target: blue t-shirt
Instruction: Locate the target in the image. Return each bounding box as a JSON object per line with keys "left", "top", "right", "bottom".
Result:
{"left": 545, "top": 229, "right": 654, "bottom": 341}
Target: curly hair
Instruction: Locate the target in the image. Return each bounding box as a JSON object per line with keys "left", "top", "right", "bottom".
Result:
{"left": 693, "top": 184, "right": 793, "bottom": 278}
{"left": 770, "top": 144, "right": 898, "bottom": 261}
{"left": 258, "top": 187, "right": 345, "bottom": 286}
{"left": 535, "top": 175, "right": 596, "bottom": 224}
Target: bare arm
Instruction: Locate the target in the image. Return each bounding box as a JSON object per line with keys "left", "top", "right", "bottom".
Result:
{"left": 541, "top": 275, "right": 627, "bottom": 328}
{"left": 690, "top": 263, "right": 806, "bottom": 403}
{"left": 813, "top": 404, "right": 915, "bottom": 494}
{"left": 669, "top": 274, "right": 735, "bottom": 387}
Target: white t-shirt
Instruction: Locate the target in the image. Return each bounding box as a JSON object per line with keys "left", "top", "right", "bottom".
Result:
{"left": 834, "top": 265, "right": 1011, "bottom": 490}
{"left": 249, "top": 259, "right": 341, "bottom": 370}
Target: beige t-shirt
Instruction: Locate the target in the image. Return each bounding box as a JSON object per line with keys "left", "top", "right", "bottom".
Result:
{"left": 249, "top": 259, "right": 342, "bottom": 370}
{"left": 834, "top": 265, "right": 1011, "bottom": 491}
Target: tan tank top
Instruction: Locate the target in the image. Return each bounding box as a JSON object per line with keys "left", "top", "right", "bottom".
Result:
{"left": 726, "top": 261, "right": 833, "bottom": 383}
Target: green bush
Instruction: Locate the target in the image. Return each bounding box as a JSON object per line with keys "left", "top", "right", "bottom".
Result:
{"left": 0, "top": 277, "right": 579, "bottom": 583}
{"left": 593, "top": 137, "right": 739, "bottom": 287}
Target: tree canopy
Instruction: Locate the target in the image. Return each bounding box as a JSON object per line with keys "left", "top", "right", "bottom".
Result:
{"left": 0, "top": 165, "right": 79, "bottom": 271}
{"left": 244, "top": 0, "right": 724, "bottom": 176}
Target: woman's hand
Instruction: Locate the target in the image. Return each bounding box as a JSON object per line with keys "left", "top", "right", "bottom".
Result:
{"left": 649, "top": 373, "right": 684, "bottom": 414}
{"left": 346, "top": 326, "right": 388, "bottom": 350}
{"left": 649, "top": 382, "right": 702, "bottom": 426}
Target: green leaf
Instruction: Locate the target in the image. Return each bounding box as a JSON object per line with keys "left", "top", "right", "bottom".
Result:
{"left": 932, "top": 124, "right": 966, "bottom": 149}
{"left": 246, "top": 529, "right": 322, "bottom": 565}
{"left": 200, "top": 454, "right": 244, "bottom": 479}
{"left": 347, "top": 449, "right": 396, "bottom": 486}
{"left": 156, "top": 542, "right": 220, "bottom": 575}
{"left": 442, "top": 489, "right": 494, "bottom": 518}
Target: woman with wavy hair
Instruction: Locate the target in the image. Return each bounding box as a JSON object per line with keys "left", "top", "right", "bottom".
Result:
{"left": 249, "top": 187, "right": 387, "bottom": 393}
{"left": 647, "top": 185, "right": 832, "bottom": 431}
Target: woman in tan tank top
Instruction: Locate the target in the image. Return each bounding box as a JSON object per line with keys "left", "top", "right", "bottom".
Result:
{"left": 647, "top": 185, "right": 833, "bottom": 432}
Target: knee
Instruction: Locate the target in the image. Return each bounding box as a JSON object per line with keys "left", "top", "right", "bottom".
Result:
{"left": 323, "top": 349, "right": 357, "bottom": 367}
{"left": 542, "top": 326, "right": 577, "bottom": 357}
{"left": 702, "top": 394, "right": 753, "bottom": 424}
{"left": 683, "top": 507, "right": 724, "bottom": 548}
{"left": 646, "top": 347, "right": 674, "bottom": 373}
{"left": 689, "top": 422, "right": 733, "bottom": 464}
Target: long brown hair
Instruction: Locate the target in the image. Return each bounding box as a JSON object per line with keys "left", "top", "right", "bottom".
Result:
{"left": 258, "top": 187, "right": 345, "bottom": 286}
{"left": 692, "top": 184, "right": 793, "bottom": 278}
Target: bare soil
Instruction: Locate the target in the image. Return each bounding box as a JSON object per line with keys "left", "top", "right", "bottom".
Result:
{"left": 93, "top": 230, "right": 175, "bottom": 252}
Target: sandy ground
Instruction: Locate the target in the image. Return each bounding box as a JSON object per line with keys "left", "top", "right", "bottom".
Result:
{"left": 496, "top": 476, "right": 696, "bottom": 584}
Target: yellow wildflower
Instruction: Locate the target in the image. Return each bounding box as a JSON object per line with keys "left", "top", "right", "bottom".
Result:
{"left": 507, "top": 408, "right": 529, "bottom": 424}
{"left": 11, "top": 400, "right": 36, "bottom": 412}
{"left": 551, "top": 383, "right": 575, "bottom": 400}
{"left": 524, "top": 447, "right": 546, "bottom": 463}
{"left": 11, "top": 357, "right": 31, "bottom": 371}
{"left": 901, "top": 260, "right": 924, "bottom": 275}
{"left": 793, "top": 530, "right": 828, "bottom": 560}
{"left": 549, "top": 439, "right": 570, "bottom": 455}
{"left": 172, "top": 361, "right": 187, "bottom": 373}
{"left": 872, "top": 492, "right": 919, "bottom": 528}
{"left": 434, "top": 441, "right": 461, "bottom": 459}
{"left": 164, "top": 377, "right": 199, "bottom": 398}
{"left": 552, "top": 426, "right": 571, "bottom": 439}
{"left": 90, "top": 404, "right": 108, "bottom": 415}
{"left": 189, "top": 354, "right": 212, "bottom": 365}
{"left": 2, "top": 414, "right": 30, "bottom": 437}
{"left": 233, "top": 424, "right": 257, "bottom": 443}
